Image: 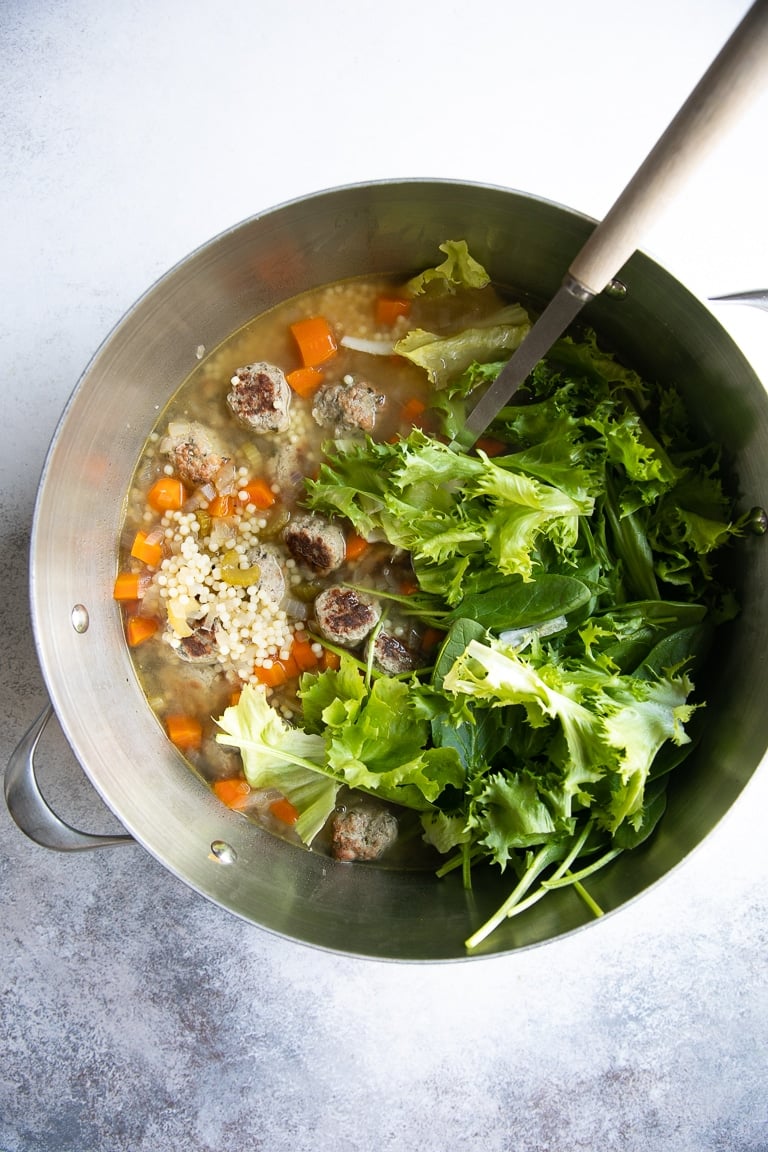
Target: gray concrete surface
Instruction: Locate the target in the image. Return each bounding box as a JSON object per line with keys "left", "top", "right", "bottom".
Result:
{"left": 2, "top": 2, "right": 767, "bottom": 1149}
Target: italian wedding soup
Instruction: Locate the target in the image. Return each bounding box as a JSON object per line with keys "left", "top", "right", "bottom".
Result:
{"left": 115, "top": 242, "right": 741, "bottom": 948}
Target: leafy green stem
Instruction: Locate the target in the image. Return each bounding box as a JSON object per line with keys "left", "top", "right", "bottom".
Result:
{"left": 541, "top": 847, "right": 623, "bottom": 889}
{"left": 465, "top": 840, "right": 567, "bottom": 950}
{"left": 572, "top": 880, "right": 605, "bottom": 917}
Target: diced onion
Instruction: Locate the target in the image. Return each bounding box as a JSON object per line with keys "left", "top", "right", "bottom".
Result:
{"left": 213, "top": 461, "right": 238, "bottom": 495}
{"left": 340, "top": 335, "right": 396, "bottom": 356}
{"left": 282, "top": 596, "right": 309, "bottom": 621}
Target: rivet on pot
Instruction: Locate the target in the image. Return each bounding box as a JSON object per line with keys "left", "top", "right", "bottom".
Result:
{"left": 746, "top": 506, "right": 768, "bottom": 535}
{"left": 209, "top": 840, "right": 237, "bottom": 865}
{"left": 71, "top": 604, "right": 90, "bottom": 633}
{"left": 604, "top": 278, "right": 628, "bottom": 300}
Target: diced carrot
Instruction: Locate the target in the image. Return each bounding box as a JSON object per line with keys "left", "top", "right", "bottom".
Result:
{"left": 213, "top": 778, "right": 251, "bottom": 810}
{"left": 270, "top": 797, "right": 299, "bottom": 825}
{"left": 286, "top": 366, "right": 324, "bottom": 397}
{"left": 291, "top": 636, "right": 320, "bottom": 672}
{"left": 208, "top": 493, "right": 237, "bottom": 518}
{"left": 253, "top": 662, "right": 288, "bottom": 688}
{"left": 375, "top": 296, "right": 411, "bottom": 326}
{"left": 113, "top": 571, "right": 142, "bottom": 601}
{"left": 290, "top": 316, "right": 338, "bottom": 368}
{"left": 344, "top": 532, "right": 370, "bottom": 562}
{"left": 475, "top": 437, "right": 507, "bottom": 457}
{"left": 147, "top": 476, "right": 187, "bottom": 512}
{"left": 166, "top": 714, "right": 203, "bottom": 751}
{"left": 421, "top": 627, "right": 447, "bottom": 652}
{"left": 130, "top": 530, "right": 163, "bottom": 567}
{"left": 281, "top": 655, "right": 302, "bottom": 679}
{"left": 125, "top": 615, "right": 159, "bottom": 647}
{"left": 400, "top": 578, "right": 419, "bottom": 595}
{"left": 400, "top": 397, "right": 427, "bottom": 427}
{"left": 239, "top": 478, "right": 276, "bottom": 510}
{"left": 320, "top": 649, "right": 341, "bottom": 671}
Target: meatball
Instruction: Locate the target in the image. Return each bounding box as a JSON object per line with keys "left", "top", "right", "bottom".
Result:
{"left": 227, "top": 362, "right": 291, "bottom": 433}
{"left": 311, "top": 379, "right": 385, "bottom": 435}
{"left": 267, "top": 439, "right": 305, "bottom": 495}
{"left": 314, "top": 586, "right": 381, "bottom": 646}
{"left": 284, "top": 513, "right": 346, "bottom": 576}
{"left": 331, "top": 806, "right": 399, "bottom": 862}
{"left": 175, "top": 623, "right": 220, "bottom": 663}
{"left": 160, "top": 421, "right": 227, "bottom": 487}
{"left": 371, "top": 631, "right": 418, "bottom": 675}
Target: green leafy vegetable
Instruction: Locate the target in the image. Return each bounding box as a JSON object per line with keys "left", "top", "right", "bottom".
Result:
{"left": 405, "top": 239, "right": 491, "bottom": 297}
{"left": 215, "top": 684, "right": 336, "bottom": 843}
{"left": 444, "top": 574, "right": 592, "bottom": 630}
{"left": 306, "top": 428, "right": 594, "bottom": 594}
{"left": 394, "top": 305, "right": 530, "bottom": 388}
{"left": 216, "top": 659, "right": 464, "bottom": 845}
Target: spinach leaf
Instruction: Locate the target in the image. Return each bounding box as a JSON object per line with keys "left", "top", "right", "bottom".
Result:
{"left": 446, "top": 574, "right": 592, "bottom": 630}
{"left": 431, "top": 707, "right": 509, "bottom": 775}
{"left": 432, "top": 618, "right": 488, "bottom": 690}
{"left": 633, "top": 623, "right": 712, "bottom": 681}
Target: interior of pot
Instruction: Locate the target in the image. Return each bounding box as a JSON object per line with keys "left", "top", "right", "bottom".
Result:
{"left": 30, "top": 179, "right": 768, "bottom": 960}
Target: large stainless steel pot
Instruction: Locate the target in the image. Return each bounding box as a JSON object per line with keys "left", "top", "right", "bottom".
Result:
{"left": 7, "top": 180, "right": 768, "bottom": 961}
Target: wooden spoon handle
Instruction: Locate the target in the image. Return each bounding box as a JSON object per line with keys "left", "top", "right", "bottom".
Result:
{"left": 569, "top": 0, "right": 768, "bottom": 295}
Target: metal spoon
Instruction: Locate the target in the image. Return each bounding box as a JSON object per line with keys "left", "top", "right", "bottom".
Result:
{"left": 709, "top": 290, "right": 768, "bottom": 312}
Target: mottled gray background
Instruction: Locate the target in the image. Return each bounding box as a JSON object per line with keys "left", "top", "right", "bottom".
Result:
{"left": 2, "top": 2, "right": 767, "bottom": 1150}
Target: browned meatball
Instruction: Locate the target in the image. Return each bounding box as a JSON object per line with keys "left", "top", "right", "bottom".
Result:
{"left": 311, "top": 379, "right": 385, "bottom": 435}
{"left": 331, "top": 806, "right": 399, "bottom": 862}
{"left": 284, "top": 514, "right": 346, "bottom": 576}
{"left": 176, "top": 624, "right": 219, "bottom": 663}
{"left": 160, "top": 421, "right": 227, "bottom": 487}
{"left": 371, "top": 631, "right": 418, "bottom": 674}
{"left": 314, "top": 586, "right": 381, "bottom": 646}
{"left": 227, "top": 362, "right": 291, "bottom": 433}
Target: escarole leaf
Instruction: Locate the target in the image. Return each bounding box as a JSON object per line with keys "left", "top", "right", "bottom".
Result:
{"left": 405, "top": 239, "right": 491, "bottom": 297}
{"left": 547, "top": 330, "right": 648, "bottom": 397}
{"left": 441, "top": 635, "right": 699, "bottom": 841}
{"left": 215, "top": 663, "right": 466, "bottom": 843}
{"left": 305, "top": 429, "right": 595, "bottom": 596}
{"left": 443, "top": 639, "right": 612, "bottom": 794}
{"left": 476, "top": 462, "right": 594, "bottom": 579}
{"left": 470, "top": 772, "right": 560, "bottom": 863}
{"left": 299, "top": 654, "right": 464, "bottom": 810}
{"left": 215, "top": 684, "right": 337, "bottom": 844}
{"left": 394, "top": 306, "right": 529, "bottom": 388}
{"left": 600, "top": 670, "right": 696, "bottom": 832}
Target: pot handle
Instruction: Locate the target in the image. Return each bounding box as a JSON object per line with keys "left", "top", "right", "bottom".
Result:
{"left": 5, "top": 705, "right": 134, "bottom": 851}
